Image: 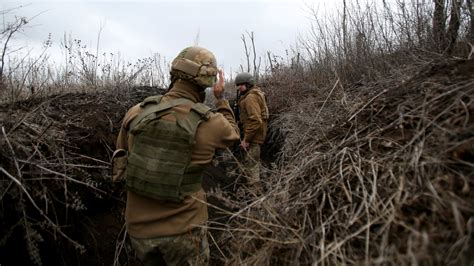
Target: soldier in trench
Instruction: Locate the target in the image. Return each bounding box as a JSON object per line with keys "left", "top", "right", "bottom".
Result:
{"left": 234, "top": 72, "right": 269, "bottom": 191}
{"left": 111, "top": 46, "right": 239, "bottom": 265}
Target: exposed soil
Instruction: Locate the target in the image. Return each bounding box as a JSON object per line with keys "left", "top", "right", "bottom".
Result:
{"left": 0, "top": 87, "right": 165, "bottom": 265}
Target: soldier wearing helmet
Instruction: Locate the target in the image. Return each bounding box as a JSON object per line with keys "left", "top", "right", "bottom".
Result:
{"left": 112, "top": 46, "right": 239, "bottom": 265}
{"left": 235, "top": 72, "right": 269, "bottom": 191}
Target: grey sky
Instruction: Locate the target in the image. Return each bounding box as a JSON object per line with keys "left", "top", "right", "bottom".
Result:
{"left": 2, "top": 0, "right": 332, "bottom": 74}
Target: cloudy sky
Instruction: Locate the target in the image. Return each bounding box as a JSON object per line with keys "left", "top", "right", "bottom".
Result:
{"left": 1, "top": 0, "right": 336, "bottom": 74}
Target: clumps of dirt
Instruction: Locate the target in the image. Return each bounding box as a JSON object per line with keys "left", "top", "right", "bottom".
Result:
{"left": 207, "top": 58, "right": 474, "bottom": 265}
{"left": 0, "top": 86, "right": 165, "bottom": 266}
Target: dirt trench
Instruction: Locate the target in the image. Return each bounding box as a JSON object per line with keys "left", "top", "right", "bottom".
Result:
{"left": 0, "top": 86, "right": 282, "bottom": 266}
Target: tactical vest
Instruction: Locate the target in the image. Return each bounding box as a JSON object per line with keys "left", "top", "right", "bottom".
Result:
{"left": 125, "top": 95, "right": 212, "bottom": 202}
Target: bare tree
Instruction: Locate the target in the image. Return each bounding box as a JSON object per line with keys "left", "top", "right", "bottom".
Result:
{"left": 267, "top": 51, "right": 274, "bottom": 72}
{"left": 193, "top": 29, "right": 200, "bottom": 46}
{"left": 467, "top": 0, "right": 474, "bottom": 41}
{"left": 342, "top": 0, "right": 348, "bottom": 57}
{"left": 1, "top": 16, "right": 28, "bottom": 88}
{"left": 431, "top": 0, "right": 464, "bottom": 53}
{"left": 248, "top": 32, "right": 261, "bottom": 79}
{"left": 241, "top": 33, "right": 251, "bottom": 72}
{"left": 240, "top": 31, "right": 261, "bottom": 80}
{"left": 432, "top": 0, "right": 446, "bottom": 51}
{"left": 446, "top": 0, "right": 462, "bottom": 53}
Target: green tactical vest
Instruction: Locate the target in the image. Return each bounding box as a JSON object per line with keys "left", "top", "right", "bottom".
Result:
{"left": 125, "top": 95, "right": 212, "bottom": 202}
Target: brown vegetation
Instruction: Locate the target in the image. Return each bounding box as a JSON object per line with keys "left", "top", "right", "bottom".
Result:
{"left": 1, "top": 1, "right": 474, "bottom": 265}
{"left": 210, "top": 57, "right": 474, "bottom": 265}
{"left": 0, "top": 86, "right": 165, "bottom": 265}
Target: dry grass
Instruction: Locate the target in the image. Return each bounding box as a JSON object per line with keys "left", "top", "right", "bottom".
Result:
{"left": 0, "top": 86, "right": 165, "bottom": 265}
{"left": 207, "top": 57, "right": 474, "bottom": 265}
{"left": 1, "top": 1, "right": 474, "bottom": 265}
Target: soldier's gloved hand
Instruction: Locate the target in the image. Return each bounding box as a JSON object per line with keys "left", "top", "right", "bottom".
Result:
{"left": 213, "top": 69, "right": 225, "bottom": 100}
{"left": 240, "top": 140, "right": 250, "bottom": 151}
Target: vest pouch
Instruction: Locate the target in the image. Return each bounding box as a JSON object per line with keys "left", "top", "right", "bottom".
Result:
{"left": 125, "top": 97, "right": 210, "bottom": 202}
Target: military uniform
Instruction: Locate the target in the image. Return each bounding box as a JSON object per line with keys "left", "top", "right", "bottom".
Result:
{"left": 112, "top": 47, "right": 239, "bottom": 265}
{"left": 237, "top": 86, "right": 269, "bottom": 187}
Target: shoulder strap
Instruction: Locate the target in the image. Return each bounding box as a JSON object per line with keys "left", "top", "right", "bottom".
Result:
{"left": 176, "top": 103, "right": 212, "bottom": 140}
{"left": 140, "top": 95, "right": 163, "bottom": 107}
{"left": 191, "top": 103, "right": 212, "bottom": 121}
{"left": 129, "top": 96, "right": 193, "bottom": 131}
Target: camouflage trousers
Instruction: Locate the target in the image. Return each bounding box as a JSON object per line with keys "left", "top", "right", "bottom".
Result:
{"left": 129, "top": 228, "right": 209, "bottom": 266}
{"left": 242, "top": 143, "right": 261, "bottom": 187}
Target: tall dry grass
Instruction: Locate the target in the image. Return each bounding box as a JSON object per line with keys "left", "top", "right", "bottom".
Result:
{"left": 0, "top": 12, "right": 170, "bottom": 104}
{"left": 1, "top": 1, "right": 473, "bottom": 265}
{"left": 208, "top": 1, "right": 474, "bottom": 265}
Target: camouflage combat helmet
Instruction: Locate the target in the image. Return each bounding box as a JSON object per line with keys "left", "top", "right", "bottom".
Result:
{"left": 170, "top": 46, "right": 218, "bottom": 88}
{"left": 235, "top": 72, "right": 255, "bottom": 87}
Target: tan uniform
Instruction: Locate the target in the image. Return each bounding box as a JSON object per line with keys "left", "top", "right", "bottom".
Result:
{"left": 237, "top": 87, "right": 269, "bottom": 185}
{"left": 238, "top": 87, "right": 268, "bottom": 144}
{"left": 112, "top": 79, "right": 239, "bottom": 265}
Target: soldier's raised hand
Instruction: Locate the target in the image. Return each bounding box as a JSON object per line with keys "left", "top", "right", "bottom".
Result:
{"left": 213, "top": 70, "right": 225, "bottom": 99}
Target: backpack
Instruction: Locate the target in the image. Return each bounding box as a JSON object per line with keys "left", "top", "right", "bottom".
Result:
{"left": 125, "top": 95, "right": 212, "bottom": 202}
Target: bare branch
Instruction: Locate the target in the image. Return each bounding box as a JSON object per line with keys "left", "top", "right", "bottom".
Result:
{"left": 241, "top": 33, "right": 250, "bottom": 72}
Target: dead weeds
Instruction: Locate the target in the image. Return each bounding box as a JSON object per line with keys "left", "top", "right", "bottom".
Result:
{"left": 208, "top": 58, "right": 474, "bottom": 265}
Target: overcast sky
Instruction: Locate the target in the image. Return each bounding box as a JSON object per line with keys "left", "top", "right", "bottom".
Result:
{"left": 1, "top": 0, "right": 336, "bottom": 74}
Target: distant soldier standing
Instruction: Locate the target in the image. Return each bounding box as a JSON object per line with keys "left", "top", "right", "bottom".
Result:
{"left": 111, "top": 46, "right": 239, "bottom": 265}
{"left": 235, "top": 72, "right": 269, "bottom": 190}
